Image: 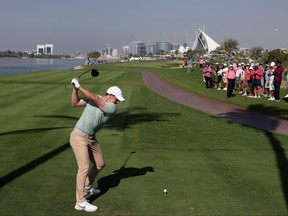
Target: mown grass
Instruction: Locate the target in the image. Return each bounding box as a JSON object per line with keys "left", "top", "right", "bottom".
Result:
{"left": 0, "top": 61, "right": 287, "bottom": 216}
{"left": 112, "top": 60, "right": 288, "bottom": 118}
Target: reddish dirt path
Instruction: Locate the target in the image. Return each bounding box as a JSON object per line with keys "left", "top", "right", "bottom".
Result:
{"left": 141, "top": 71, "right": 288, "bottom": 136}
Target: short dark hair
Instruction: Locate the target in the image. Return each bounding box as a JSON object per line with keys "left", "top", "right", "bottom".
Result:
{"left": 276, "top": 61, "right": 282, "bottom": 64}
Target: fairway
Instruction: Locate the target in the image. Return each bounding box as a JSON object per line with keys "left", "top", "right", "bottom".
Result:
{"left": 0, "top": 61, "right": 288, "bottom": 216}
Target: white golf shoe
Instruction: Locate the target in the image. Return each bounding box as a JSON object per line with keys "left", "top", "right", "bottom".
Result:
{"left": 75, "top": 200, "right": 98, "bottom": 212}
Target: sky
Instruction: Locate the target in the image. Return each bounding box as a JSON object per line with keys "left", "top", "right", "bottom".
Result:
{"left": 0, "top": 0, "right": 287, "bottom": 55}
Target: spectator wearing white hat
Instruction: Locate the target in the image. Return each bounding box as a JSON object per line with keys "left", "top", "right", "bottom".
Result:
{"left": 216, "top": 66, "right": 224, "bottom": 90}
{"left": 253, "top": 63, "right": 263, "bottom": 98}
{"left": 267, "top": 63, "right": 275, "bottom": 101}
{"left": 263, "top": 61, "right": 270, "bottom": 97}
{"left": 235, "top": 64, "right": 244, "bottom": 93}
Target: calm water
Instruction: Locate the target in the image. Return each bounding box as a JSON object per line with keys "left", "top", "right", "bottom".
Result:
{"left": 0, "top": 58, "right": 85, "bottom": 75}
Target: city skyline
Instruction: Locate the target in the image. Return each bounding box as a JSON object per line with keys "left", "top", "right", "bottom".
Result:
{"left": 0, "top": 0, "right": 287, "bottom": 55}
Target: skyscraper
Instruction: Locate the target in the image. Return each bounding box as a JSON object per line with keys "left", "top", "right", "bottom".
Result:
{"left": 155, "top": 42, "right": 172, "bottom": 52}
{"left": 122, "top": 45, "right": 129, "bottom": 57}
{"left": 129, "top": 41, "right": 146, "bottom": 56}
{"left": 106, "top": 44, "right": 112, "bottom": 56}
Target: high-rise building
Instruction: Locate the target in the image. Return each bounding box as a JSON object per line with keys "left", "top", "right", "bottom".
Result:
{"left": 106, "top": 44, "right": 112, "bottom": 56}
{"left": 145, "top": 44, "right": 154, "bottom": 54}
{"left": 122, "top": 45, "right": 129, "bottom": 57}
{"left": 155, "top": 42, "right": 172, "bottom": 52}
{"left": 129, "top": 41, "right": 146, "bottom": 56}
{"left": 36, "top": 44, "right": 53, "bottom": 55}
{"left": 112, "top": 49, "right": 118, "bottom": 58}
{"left": 101, "top": 48, "right": 107, "bottom": 56}
{"left": 172, "top": 44, "right": 180, "bottom": 50}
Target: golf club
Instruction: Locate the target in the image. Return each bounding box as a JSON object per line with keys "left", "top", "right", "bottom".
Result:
{"left": 65, "top": 68, "right": 100, "bottom": 90}
{"left": 78, "top": 68, "right": 99, "bottom": 79}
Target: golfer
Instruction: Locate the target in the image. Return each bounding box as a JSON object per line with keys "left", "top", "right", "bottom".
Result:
{"left": 69, "top": 78, "right": 125, "bottom": 212}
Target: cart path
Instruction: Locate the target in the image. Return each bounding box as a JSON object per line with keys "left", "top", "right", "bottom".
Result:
{"left": 141, "top": 71, "right": 288, "bottom": 136}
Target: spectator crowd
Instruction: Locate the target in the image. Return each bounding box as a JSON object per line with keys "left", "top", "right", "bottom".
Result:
{"left": 200, "top": 58, "right": 288, "bottom": 102}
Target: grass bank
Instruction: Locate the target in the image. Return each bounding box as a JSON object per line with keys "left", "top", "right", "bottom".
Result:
{"left": 0, "top": 61, "right": 287, "bottom": 215}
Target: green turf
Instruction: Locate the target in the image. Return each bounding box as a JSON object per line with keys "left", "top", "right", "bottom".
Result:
{"left": 97, "top": 61, "right": 288, "bottom": 119}
{"left": 0, "top": 61, "right": 288, "bottom": 215}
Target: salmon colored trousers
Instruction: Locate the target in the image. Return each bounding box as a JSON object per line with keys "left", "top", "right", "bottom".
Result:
{"left": 70, "top": 128, "right": 105, "bottom": 203}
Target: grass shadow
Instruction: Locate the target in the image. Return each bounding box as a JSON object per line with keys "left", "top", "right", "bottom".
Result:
{"left": 217, "top": 108, "right": 280, "bottom": 133}
{"left": 248, "top": 104, "right": 288, "bottom": 209}
{"left": 105, "top": 107, "right": 181, "bottom": 131}
{"left": 0, "top": 108, "right": 170, "bottom": 188}
{"left": 247, "top": 103, "right": 288, "bottom": 120}
{"left": 0, "top": 127, "right": 71, "bottom": 136}
{"left": 88, "top": 151, "right": 154, "bottom": 202}
{"left": 0, "top": 142, "right": 70, "bottom": 188}
{"left": 33, "top": 115, "right": 79, "bottom": 120}
{"left": 265, "top": 131, "right": 288, "bottom": 208}
{"left": 220, "top": 104, "right": 288, "bottom": 209}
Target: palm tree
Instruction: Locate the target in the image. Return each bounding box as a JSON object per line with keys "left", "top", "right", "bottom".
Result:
{"left": 214, "top": 46, "right": 226, "bottom": 63}
{"left": 249, "top": 46, "right": 264, "bottom": 62}
{"left": 237, "top": 49, "right": 248, "bottom": 63}
{"left": 221, "top": 38, "right": 239, "bottom": 60}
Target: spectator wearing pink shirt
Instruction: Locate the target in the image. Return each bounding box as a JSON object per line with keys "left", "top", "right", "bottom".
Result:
{"left": 227, "top": 64, "right": 236, "bottom": 98}
{"left": 199, "top": 57, "right": 205, "bottom": 70}
{"left": 253, "top": 63, "right": 263, "bottom": 98}
{"left": 258, "top": 63, "right": 265, "bottom": 95}
{"left": 203, "top": 63, "right": 213, "bottom": 89}
{"left": 248, "top": 66, "right": 255, "bottom": 97}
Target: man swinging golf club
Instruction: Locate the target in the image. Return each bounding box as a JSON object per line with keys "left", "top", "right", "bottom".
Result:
{"left": 69, "top": 78, "right": 125, "bottom": 212}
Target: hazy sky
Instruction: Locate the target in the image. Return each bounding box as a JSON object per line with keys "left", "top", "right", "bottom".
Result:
{"left": 1, "top": 0, "right": 287, "bottom": 54}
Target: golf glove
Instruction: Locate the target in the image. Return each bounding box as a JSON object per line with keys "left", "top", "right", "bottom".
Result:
{"left": 71, "top": 78, "right": 80, "bottom": 89}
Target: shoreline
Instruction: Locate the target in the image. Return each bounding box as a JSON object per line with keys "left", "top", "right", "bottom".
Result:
{"left": 0, "top": 58, "right": 85, "bottom": 75}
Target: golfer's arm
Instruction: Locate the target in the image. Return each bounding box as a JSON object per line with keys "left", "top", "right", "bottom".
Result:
{"left": 71, "top": 88, "right": 86, "bottom": 107}
{"left": 78, "top": 86, "right": 105, "bottom": 110}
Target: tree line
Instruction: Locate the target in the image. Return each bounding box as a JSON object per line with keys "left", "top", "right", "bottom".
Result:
{"left": 0, "top": 50, "right": 70, "bottom": 59}
{"left": 213, "top": 38, "right": 288, "bottom": 65}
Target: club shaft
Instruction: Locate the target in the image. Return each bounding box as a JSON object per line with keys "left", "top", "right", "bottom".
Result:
{"left": 78, "top": 69, "right": 90, "bottom": 78}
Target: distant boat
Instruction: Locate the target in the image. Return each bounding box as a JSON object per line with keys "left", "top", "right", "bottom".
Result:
{"left": 75, "top": 56, "right": 85, "bottom": 59}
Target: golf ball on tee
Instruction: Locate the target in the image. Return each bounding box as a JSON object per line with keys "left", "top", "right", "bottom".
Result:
{"left": 163, "top": 189, "right": 168, "bottom": 193}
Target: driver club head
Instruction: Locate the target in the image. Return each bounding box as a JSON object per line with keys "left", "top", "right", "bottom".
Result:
{"left": 91, "top": 68, "right": 99, "bottom": 77}
{"left": 77, "top": 68, "right": 100, "bottom": 79}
